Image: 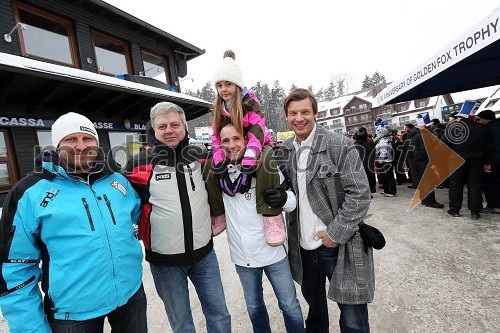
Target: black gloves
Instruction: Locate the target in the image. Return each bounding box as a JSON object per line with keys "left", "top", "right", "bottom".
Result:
{"left": 263, "top": 188, "right": 288, "bottom": 208}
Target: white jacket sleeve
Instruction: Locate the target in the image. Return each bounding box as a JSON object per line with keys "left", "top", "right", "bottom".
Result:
{"left": 282, "top": 189, "right": 297, "bottom": 213}
{"left": 279, "top": 169, "right": 296, "bottom": 213}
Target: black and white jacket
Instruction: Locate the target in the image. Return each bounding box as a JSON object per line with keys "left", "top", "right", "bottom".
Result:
{"left": 126, "top": 136, "right": 212, "bottom": 266}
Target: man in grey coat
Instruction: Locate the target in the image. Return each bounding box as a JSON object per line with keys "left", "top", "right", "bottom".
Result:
{"left": 280, "top": 88, "right": 374, "bottom": 333}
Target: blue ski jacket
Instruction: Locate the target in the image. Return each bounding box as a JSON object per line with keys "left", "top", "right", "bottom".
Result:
{"left": 0, "top": 151, "right": 143, "bottom": 332}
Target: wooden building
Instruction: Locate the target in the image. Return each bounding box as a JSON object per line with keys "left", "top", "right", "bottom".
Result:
{"left": 0, "top": 0, "right": 211, "bottom": 204}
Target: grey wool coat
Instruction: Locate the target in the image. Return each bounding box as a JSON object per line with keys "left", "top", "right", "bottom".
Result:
{"left": 281, "top": 124, "right": 375, "bottom": 304}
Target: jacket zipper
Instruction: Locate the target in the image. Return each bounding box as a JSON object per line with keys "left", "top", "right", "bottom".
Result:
{"left": 187, "top": 165, "right": 196, "bottom": 191}
{"left": 103, "top": 194, "right": 117, "bottom": 225}
{"left": 5, "top": 226, "right": 16, "bottom": 254}
{"left": 83, "top": 183, "right": 119, "bottom": 305}
{"left": 81, "top": 198, "right": 95, "bottom": 231}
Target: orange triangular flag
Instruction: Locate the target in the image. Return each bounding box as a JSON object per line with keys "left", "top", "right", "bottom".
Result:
{"left": 409, "top": 128, "right": 465, "bottom": 210}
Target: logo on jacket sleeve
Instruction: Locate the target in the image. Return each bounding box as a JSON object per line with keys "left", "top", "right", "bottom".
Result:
{"left": 40, "top": 188, "right": 59, "bottom": 207}
{"left": 155, "top": 173, "right": 171, "bottom": 181}
{"left": 110, "top": 180, "right": 126, "bottom": 196}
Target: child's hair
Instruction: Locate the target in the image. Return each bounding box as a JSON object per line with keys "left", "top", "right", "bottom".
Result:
{"left": 213, "top": 87, "right": 244, "bottom": 137}
{"left": 213, "top": 50, "right": 245, "bottom": 137}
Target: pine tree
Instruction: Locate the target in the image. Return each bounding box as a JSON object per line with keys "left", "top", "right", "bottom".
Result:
{"left": 336, "top": 78, "right": 345, "bottom": 97}
{"left": 251, "top": 81, "right": 271, "bottom": 108}
{"left": 267, "top": 80, "right": 287, "bottom": 132}
{"left": 199, "top": 81, "right": 216, "bottom": 103}
{"left": 371, "top": 72, "right": 386, "bottom": 86}
{"left": 316, "top": 88, "right": 325, "bottom": 102}
{"left": 361, "top": 72, "right": 386, "bottom": 89}
{"left": 186, "top": 81, "right": 215, "bottom": 132}
{"left": 361, "top": 75, "right": 373, "bottom": 89}
{"left": 324, "top": 81, "right": 336, "bottom": 101}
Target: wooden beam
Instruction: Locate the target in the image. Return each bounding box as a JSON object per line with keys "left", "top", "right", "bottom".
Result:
{"left": 88, "top": 93, "right": 129, "bottom": 116}
{"left": 67, "top": 88, "right": 102, "bottom": 110}
{"left": 0, "top": 76, "right": 23, "bottom": 104}
{"left": 29, "top": 82, "right": 66, "bottom": 112}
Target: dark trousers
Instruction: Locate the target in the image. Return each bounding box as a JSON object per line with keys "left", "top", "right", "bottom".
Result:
{"left": 375, "top": 162, "right": 383, "bottom": 184}
{"left": 47, "top": 284, "right": 147, "bottom": 333}
{"left": 300, "top": 246, "right": 370, "bottom": 333}
{"left": 483, "top": 160, "right": 500, "bottom": 208}
{"left": 415, "top": 159, "right": 437, "bottom": 204}
{"left": 380, "top": 163, "right": 397, "bottom": 195}
{"left": 393, "top": 156, "right": 407, "bottom": 185}
{"left": 449, "top": 159, "right": 484, "bottom": 213}
{"left": 406, "top": 158, "right": 420, "bottom": 187}
{"left": 364, "top": 166, "right": 376, "bottom": 193}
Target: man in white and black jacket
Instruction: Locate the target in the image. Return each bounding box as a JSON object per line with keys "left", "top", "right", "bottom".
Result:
{"left": 126, "top": 102, "right": 231, "bottom": 333}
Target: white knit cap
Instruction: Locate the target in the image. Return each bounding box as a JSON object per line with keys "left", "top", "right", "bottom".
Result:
{"left": 51, "top": 112, "right": 99, "bottom": 147}
{"left": 212, "top": 50, "right": 244, "bottom": 89}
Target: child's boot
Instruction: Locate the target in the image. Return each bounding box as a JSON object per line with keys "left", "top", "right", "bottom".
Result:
{"left": 263, "top": 214, "right": 286, "bottom": 246}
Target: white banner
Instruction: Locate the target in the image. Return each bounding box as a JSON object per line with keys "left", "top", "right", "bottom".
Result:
{"left": 376, "top": 7, "right": 500, "bottom": 105}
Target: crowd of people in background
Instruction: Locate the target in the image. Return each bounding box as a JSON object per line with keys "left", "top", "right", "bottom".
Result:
{"left": 350, "top": 109, "right": 499, "bottom": 220}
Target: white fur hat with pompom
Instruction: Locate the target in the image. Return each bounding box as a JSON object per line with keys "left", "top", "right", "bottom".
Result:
{"left": 212, "top": 50, "right": 244, "bottom": 89}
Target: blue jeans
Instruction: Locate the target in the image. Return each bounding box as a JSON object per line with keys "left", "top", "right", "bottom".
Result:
{"left": 150, "top": 249, "right": 231, "bottom": 333}
{"left": 301, "top": 246, "right": 370, "bottom": 333}
{"left": 235, "top": 257, "right": 305, "bottom": 333}
{"left": 47, "top": 284, "right": 147, "bottom": 333}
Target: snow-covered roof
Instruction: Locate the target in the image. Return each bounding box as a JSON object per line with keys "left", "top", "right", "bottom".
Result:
{"left": 0, "top": 52, "right": 211, "bottom": 108}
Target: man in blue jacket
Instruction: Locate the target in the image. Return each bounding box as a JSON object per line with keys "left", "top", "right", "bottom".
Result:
{"left": 0, "top": 112, "right": 146, "bottom": 332}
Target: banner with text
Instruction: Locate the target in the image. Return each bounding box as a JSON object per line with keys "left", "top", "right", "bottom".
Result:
{"left": 377, "top": 7, "right": 500, "bottom": 105}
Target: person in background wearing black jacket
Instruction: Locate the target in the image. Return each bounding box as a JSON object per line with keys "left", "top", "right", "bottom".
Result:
{"left": 403, "top": 124, "right": 420, "bottom": 189}
{"left": 388, "top": 128, "right": 407, "bottom": 185}
{"left": 442, "top": 114, "right": 493, "bottom": 219}
{"left": 354, "top": 127, "right": 376, "bottom": 194}
{"left": 410, "top": 123, "right": 444, "bottom": 209}
{"left": 475, "top": 110, "right": 500, "bottom": 214}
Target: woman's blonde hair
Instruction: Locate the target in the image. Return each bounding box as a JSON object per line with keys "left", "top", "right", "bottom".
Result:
{"left": 213, "top": 86, "right": 244, "bottom": 137}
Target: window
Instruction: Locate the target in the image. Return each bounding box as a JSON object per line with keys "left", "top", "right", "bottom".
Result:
{"left": 36, "top": 130, "right": 53, "bottom": 151}
{"left": 0, "top": 130, "right": 19, "bottom": 190}
{"left": 92, "top": 31, "right": 131, "bottom": 75}
{"left": 417, "top": 100, "right": 426, "bottom": 108}
{"left": 317, "top": 111, "right": 327, "bottom": 118}
{"left": 142, "top": 50, "right": 169, "bottom": 84}
{"left": 330, "top": 108, "right": 340, "bottom": 116}
{"left": 399, "top": 105, "right": 407, "bottom": 112}
{"left": 332, "top": 119, "right": 341, "bottom": 125}
{"left": 108, "top": 132, "right": 142, "bottom": 167}
{"left": 399, "top": 116, "right": 410, "bottom": 123}
{"left": 359, "top": 103, "right": 367, "bottom": 111}
{"left": 360, "top": 114, "right": 370, "bottom": 122}
{"left": 14, "top": 2, "right": 79, "bottom": 66}
{"left": 334, "top": 129, "right": 343, "bottom": 134}
{"left": 382, "top": 107, "right": 391, "bottom": 115}
{"left": 486, "top": 98, "right": 499, "bottom": 108}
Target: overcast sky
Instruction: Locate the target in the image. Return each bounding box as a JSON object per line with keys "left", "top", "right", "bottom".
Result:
{"left": 105, "top": 0, "right": 499, "bottom": 101}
